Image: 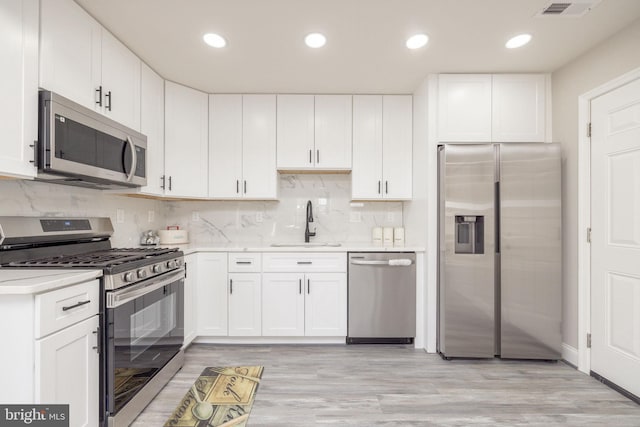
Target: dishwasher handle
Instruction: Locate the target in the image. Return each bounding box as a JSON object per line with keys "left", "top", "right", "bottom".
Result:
{"left": 350, "top": 259, "right": 413, "bottom": 266}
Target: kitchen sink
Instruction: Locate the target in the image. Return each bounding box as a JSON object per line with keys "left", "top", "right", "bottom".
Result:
{"left": 270, "top": 242, "right": 342, "bottom": 247}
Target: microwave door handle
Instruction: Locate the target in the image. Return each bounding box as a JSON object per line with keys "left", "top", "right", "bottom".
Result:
{"left": 125, "top": 136, "right": 137, "bottom": 182}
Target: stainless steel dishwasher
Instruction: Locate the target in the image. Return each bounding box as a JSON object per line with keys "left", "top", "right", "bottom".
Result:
{"left": 347, "top": 252, "right": 416, "bottom": 344}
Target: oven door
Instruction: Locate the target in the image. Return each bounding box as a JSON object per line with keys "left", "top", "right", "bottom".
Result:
{"left": 105, "top": 268, "right": 184, "bottom": 415}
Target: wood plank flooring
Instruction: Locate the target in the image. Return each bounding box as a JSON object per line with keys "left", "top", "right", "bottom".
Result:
{"left": 132, "top": 344, "right": 640, "bottom": 426}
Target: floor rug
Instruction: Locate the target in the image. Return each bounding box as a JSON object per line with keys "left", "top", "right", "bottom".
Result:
{"left": 164, "top": 366, "right": 264, "bottom": 427}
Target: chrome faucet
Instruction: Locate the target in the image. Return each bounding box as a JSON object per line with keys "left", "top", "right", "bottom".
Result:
{"left": 305, "top": 200, "right": 316, "bottom": 243}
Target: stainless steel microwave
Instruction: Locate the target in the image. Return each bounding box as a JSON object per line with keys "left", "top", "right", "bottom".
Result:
{"left": 37, "top": 90, "right": 147, "bottom": 189}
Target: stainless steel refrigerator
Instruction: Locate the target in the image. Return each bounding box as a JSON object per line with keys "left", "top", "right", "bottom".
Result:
{"left": 438, "top": 143, "right": 561, "bottom": 360}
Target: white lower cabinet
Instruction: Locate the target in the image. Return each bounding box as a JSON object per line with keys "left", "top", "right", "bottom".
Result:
{"left": 228, "top": 273, "right": 262, "bottom": 336}
{"left": 262, "top": 273, "right": 305, "bottom": 336}
{"left": 0, "top": 279, "right": 100, "bottom": 427}
{"left": 195, "top": 253, "right": 228, "bottom": 337}
{"left": 304, "top": 273, "right": 347, "bottom": 336}
{"left": 183, "top": 253, "right": 198, "bottom": 346}
{"left": 262, "top": 272, "right": 346, "bottom": 337}
{"left": 36, "top": 315, "right": 99, "bottom": 427}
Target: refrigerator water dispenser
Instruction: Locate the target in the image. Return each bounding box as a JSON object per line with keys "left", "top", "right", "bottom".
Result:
{"left": 454, "top": 215, "right": 484, "bottom": 254}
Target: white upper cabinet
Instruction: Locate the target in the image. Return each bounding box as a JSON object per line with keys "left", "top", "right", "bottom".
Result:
{"left": 209, "top": 94, "right": 277, "bottom": 199}
{"left": 139, "top": 63, "right": 165, "bottom": 196}
{"left": 492, "top": 74, "right": 546, "bottom": 142}
{"left": 438, "top": 74, "right": 547, "bottom": 143}
{"left": 438, "top": 74, "right": 492, "bottom": 142}
{"left": 277, "top": 94, "right": 352, "bottom": 171}
{"left": 164, "top": 81, "right": 209, "bottom": 198}
{"left": 352, "top": 95, "right": 412, "bottom": 200}
{"left": 0, "top": 0, "right": 38, "bottom": 179}
{"left": 209, "top": 94, "right": 243, "bottom": 198}
{"left": 242, "top": 95, "right": 277, "bottom": 199}
{"left": 277, "top": 95, "right": 315, "bottom": 170}
{"left": 314, "top": 95, "right": 352, "bottom": 170}
{"left": 40, "top": 0, "right": 140, "bottom": 130}
{"left": 99, "top": 30, "right": 141, "bottom": 130}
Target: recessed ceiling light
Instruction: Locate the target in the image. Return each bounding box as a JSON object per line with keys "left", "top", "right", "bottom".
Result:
{"left": 305, "top": 33, "right": 326, "bottom": 48}
{"left": 406, "top": 34, "right": 429, "bottom": 50}
{"left": 505, "top": 33, "right": 532, "bottom": 49}
{"left": 203, "top": 33, "right": 226, "bottom": 48}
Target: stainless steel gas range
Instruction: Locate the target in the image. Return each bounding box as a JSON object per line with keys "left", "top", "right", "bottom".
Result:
{"left": 0, "top": 217, "right": 185, "bottom": 427}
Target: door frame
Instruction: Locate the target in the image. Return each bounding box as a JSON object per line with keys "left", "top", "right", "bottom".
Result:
{"left": 577, "top": 66, "right": 640, "bottom": 374}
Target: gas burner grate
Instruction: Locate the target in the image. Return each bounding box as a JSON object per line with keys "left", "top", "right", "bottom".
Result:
{"left": 7, "top": 247, "right": 179, "bottom": 268}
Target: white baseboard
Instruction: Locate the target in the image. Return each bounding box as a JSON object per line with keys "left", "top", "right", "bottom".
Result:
{"left": 562, "top": 343, "right": 579, "bottom": 367}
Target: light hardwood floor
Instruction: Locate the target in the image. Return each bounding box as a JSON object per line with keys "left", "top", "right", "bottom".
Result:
{"left": 132, "top": 344, "right": 640, "bottom": 426}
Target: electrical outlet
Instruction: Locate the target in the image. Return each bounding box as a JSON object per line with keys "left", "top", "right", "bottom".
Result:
{"left": 116, "top": 209, "right": 125, "bottom": 224}
{"left": 192, "top": 211, "right": 200, "bottom": 222}
{"left": 256, "top": 212, "right": 264, "bottom": 223}
{"left": 148, "top": 210, "right": 155, "bottom": 223}
{"left": 386, "top": 212, "right": 394, "bottom": 223}
{"left": 350, "top": 212, "right": 361, "bottom": 223}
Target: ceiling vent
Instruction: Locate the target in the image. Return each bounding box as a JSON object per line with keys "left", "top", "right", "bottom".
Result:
{"left": 535, "top": 0, "right": 602, "bottom": 17}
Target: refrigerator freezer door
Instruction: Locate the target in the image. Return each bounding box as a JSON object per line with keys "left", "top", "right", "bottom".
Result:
{"left": 439, "top": 144, "right": 496, "bottom": 358}
{"left": 499, "top": 143, "right": 562, "bottom": 360}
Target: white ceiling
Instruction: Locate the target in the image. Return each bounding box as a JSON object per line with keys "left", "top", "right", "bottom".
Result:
{"left": 75, "top": 0, "right": 640, "bottom": 94}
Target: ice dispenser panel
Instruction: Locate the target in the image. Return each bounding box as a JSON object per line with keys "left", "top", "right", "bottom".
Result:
{"left": 455, "top": 216, "right": 484, "bottom": 254}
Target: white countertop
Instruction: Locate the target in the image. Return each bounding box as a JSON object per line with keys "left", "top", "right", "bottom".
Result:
{"left": 0, "top": 269, "right": 103, "bottom": 295}
{"left": 163, "top": 242, "right": 425, "bottom": 255}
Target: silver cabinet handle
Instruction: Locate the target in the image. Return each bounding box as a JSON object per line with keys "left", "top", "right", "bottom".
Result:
{"left": 317, "top": 149, "right": 320, "bottom": 164}
{"left": 307, "top": 278, "right": 310, "bottom": 294}
{"left": 161, "top": 175, "right": 166, "bottom": 190}
{"left": 92, "top": 326, "right": 101, "bottom": 354}
{"left": 62, "top": 300, "right": 91, "bottom": 311}
{"left": 297, "top": 261, "right": 312, "bottom": 265}
{"left": 125, "top": 136, "right": 137, "bottom": 182}
{"left": 230, "top": 279, "right": 233, "bottom": 294}
{"left": 236, "top": 261, "right": 252, "bottom": 265}
{"left": 299, "top": 279, "right": 302, "bottom": 294}
{"left": 309, "top": 149, "right": 312, "bottom": 164}
{"left": 244, "top": 180, "right": 247, "bottom": 194}
{"left": 236, "top": 180, "right": 239, "bottom": 194}
{"left": 378, "top": 181, "right": 381, "bottom": 194}
{"left": 385, "top": 181, "right": 388, "bottom": 194}
{"left": 168, "top": 176, "right": 172, "bottom": 191}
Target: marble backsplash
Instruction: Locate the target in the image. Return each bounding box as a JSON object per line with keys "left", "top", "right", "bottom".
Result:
{"left": 164, "top": 174, "right": 404, "bottom": 245}
{"left": 0, "top": 180, "right": 164, "bottom": 247}
{"left": 0, "top": 174, "right": 404, "bottom": 247}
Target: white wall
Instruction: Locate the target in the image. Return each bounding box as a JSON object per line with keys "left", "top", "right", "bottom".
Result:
{"left": 552, "top": 18, "right": 640, "bottom": 348}
{"left": 0, "top": 180, "right": 164, "bottom": 247}
{"left": 164, "top": 174, "right": 403, "bottom": 245}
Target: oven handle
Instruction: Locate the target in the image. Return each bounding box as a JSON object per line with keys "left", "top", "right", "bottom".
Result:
{"left": 107, "top": 268, "right": 184, "bottom": 308}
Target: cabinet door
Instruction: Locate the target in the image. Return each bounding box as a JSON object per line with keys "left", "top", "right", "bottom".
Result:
{"left": 314, "top": 95, "right": 352, "bottom": 170}
{"left": 352, "top": 95, "right": 383, "bottom": 199}
{"left": 39, "top": 0, "right": 101, "bottom": 111}
{"left": 242, "top": 95, "right": 277, "bottom": 199}
{"left": 36, "top": 316, "right": 99, "bottom": 427}
{"left": 140, "top": 63, "right": 165, "bottom": 195}
{"left": 276, "top": 95, "right": 315, "bottom": 170}
{"left": 438, "top": 74, "right": 492, "bottom": 142}
{"left": 164, "top": 81, "right": 209, "bottom": 198}
{"left": 196, "top": 253, "right": 228, "bottom": 337}
{"left": 304, "top": 273, "right": 347, "bottom": 336}
{"left": 228, "top": 273, "right": 262, "bottom": 336}
{"left": 382, "top": 95, "right": 413, "bottom": 199}
{"left": 100, "top": 30, "right": 141, "bottom": 130}
{"left": 209, "top": 95, "right": 243, "bottom": 198}
{"left": 0, "top": 0, "right": 37, "bottom": 178}
{"left": 492, "top": 74, "right": 546, "bottom": 142}
{"left": 262, "top": 273, "right": 305, "bottom": 336}
{"left": 183, "top": 254, "right": 197, "bottom": 346}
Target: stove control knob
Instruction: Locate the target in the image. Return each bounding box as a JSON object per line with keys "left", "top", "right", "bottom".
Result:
{"left": 124, "top": 272, "right": 134, "bottom": 282}
{"left": 137, "top": 269, "right": 147, "bottom": 279}
{"left": 166, "top": 260, "right": 177, "bottom": 269}
{"left": 153, "top": 264, "right": 162, "bottom": 274}
{"left": 176, "top": 259, "right": 183, "bottom": 267}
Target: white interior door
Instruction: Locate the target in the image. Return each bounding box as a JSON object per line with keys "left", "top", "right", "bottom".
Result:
{"left": 590, "top": 77, "right": 640, "bottom": 398}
